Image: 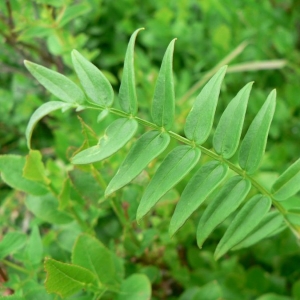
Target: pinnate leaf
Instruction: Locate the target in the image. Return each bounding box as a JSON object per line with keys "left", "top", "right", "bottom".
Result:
{"left": 137, "top": 145, "right": 200, "bottom": 220}
{"left": 184, "top": 66, "right": 227, "bottom": 145}
{"left": 197, "top": 176, "right": 251, "bottom": 248}
{"left": 106, "top": 130, "right": 170, "bottom": 196}
{"left": 214, "top": 194, "right": 271, "bottom": 260}
{"left": 72, "top": 49, "right": 114, "bottom": 107}
{"left": 0, "top": 232, "right": 27, "bottom": 259}
{"left": 239, "top": 90, "right": 276, "bottom": 174}
{"left": 169, "top": 161, "right": 228, "bottom": 236}
{"left": 152, "top": 39, "right": 176, "bottom": 130}
{"left": 117, "top": 274, "right": 151, "bottom": 300}
{"left": 119, "top": 28, "right": 144, "bottom": 114}
{"left": 271, "top": 158, "right": 300, "bottom": 201}
{"left": 72, "top": 118, "right": 138, "bottom": 164}
{"left": 26, "top": 101, "right": 72, "bottom": 149}
{"left": 232, "top": 211, "right": 284, "bottom": 250}
{"left": 24, "top": 60, "right": 85, "bottom": 104}
{"left": 44, "top": 258, "right": 97, "bottom": 298}
{"left": 0, "top": 155, "right": 49, "bottom": 195}
{"left": 213, "top": 82, "right": 253, "bottom": 159}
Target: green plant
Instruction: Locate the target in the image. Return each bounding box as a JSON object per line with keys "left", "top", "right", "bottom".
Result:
{"left": 1, "top": 27, "right": 300, "bottom": 299}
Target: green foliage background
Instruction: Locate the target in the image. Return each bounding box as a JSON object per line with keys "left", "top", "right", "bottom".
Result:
{"left": 1, "top": 0, "right": 300, "bottom": 299}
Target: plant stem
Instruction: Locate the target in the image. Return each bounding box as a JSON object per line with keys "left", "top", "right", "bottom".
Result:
{"left": 2, "top": 259, "right": 31, "bottom": 275}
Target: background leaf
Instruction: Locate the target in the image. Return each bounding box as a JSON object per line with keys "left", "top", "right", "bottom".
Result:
{"left": 169, "top": 161, "right": 228, "bottom": 236}
{"left": 106, "top": 131, "right": 170, "bottom": 195}
{"left": 119, "top": 28, "right": 144, "bottom": 114}
{"left": 24, "top": 61, "right": 85, "bottom": 104}
{"left": 72, "top": 118, "right": 138, "bottom": 164}
{"left": 26, "top": 226, "right": 43, "bottom": 266}
{"left": 137, "top": 145, "right": 200, "bottom": 220}
{"left": 239, "top": 90, "right": 276, "bottom": 174}
{"left": 215, "top": 194, "right": 271, "bottom": 260}
{"left": 0, "top": 232, "right": 27, "bottom": 259}
{"left": 151, "top": 39, "right": 176, "bottom": 130}
{"left": 213, "top": 81, "right": 253, "bottom": 159}
{"left": 184, "top": 66, "right": 227, "bottom": 145}
{"left": 72, "top": 49, "right": 114, "bottom": 107}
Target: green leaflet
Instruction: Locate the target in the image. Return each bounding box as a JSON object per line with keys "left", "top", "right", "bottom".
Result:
{"left": 214, "top": 194, "right": 271, "bottom": 260}
{"left": 44, "top": 258, "right": 97, "bottom": 298}
{"left": 197, "top": 176, "right": 251, "bottom": 248}
{"left": 213, "top": 82, "right": 253, "bottom": 159}
{"left": 72, "top": 118, "right": 138, "bottom": 164}
{"left": 25, "top": 101, "right": 72, "bottom": 148}
{"left": 117, "top": 274, "right": 151, "bottom": 300}
{"left": 232, "top": 211, "right": 284, "bottom": 250}
{"left": 0, "top": 232, "right": 27, "bottom": 260}
{"left": 106, "top": 130, "right": 171, "bottom": 196}
{"left": 184, "top": 66, "right": 227, "bottom": 145}
{"left": 72, "top": 50, "right": 114, "bottom": 107}
{"left": 26, "top": 225, "right": 43, "bottom": 266}
{"left": 119, "top": 28, "right": 144, "bottom": 114}
{"left": 72, "top": 234, "right": 119, "bottom": 287}
{"left": 151, "top": 39, "right": 176, "bottom": 130}
{"left": 0, "top": 155, "right": 49, "bottom": 195}
{"left": 193, "top": 281, "right": 222, "bottom": 300}
{"left": 239, "top": 90, "right": 276, "bottom": 174}
{"left": 136, "top": 145, "right": 201, "bottom": 221}
{"left": 271, "top": 158, "right": 300, "bottom": 201}
{"left": 24, "top": 61, "right": 85, "bottom": 104}
{"left": 169, "top": 161, "right": 228, "bottom": 237}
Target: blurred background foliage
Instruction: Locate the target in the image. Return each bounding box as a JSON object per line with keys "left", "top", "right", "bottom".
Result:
{"left": 1, "top": 0, "right": 300, "bottom": 299}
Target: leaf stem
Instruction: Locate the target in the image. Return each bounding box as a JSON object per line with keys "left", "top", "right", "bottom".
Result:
{"left": 2, "top": 259, "right": 31, "bottom": 275}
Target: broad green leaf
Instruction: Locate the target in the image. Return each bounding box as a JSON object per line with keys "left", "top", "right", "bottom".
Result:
{"left": 232, "top": 211, "right": 284, "bottom": 250}
{"left": 119, "top": 28, "right": 144, "bottom": 114}
{"left": 72, "top": 118, "right": 138, "bottom": 164}
{"left": 197, "top": 176, "right": 251, "bottom": 248}
{"left": 106, "top": 131, "right": 170, "bottom": 196}
{"left": 151, "top": 39, "right": 176, "bottom": 130}
{"left": 169, "top": 161, "right": 228, "bottom": 236}
{"left": 213, "top": 82, "right": 253, "bottom": 159}
{"left": 286, "top": 211, "right": 300, "bottom": 231}
{"left": 25, "top": 194, "right": 73, "bottom": 224}
{"left": 0, "top": 232, "right": 27, "bottom": 259}
{"left": 72, "top": 50, "right": 114, "bottom": 107}
{"left": 0, "top": 155, "right": 49, "bottom": 195}
{"left": 137, "top": 145, "right": 200, "bottom": 221}
{"left": 184, "top": 66, "right": 227, "bottom": 145}
{"left": 44, "top": 258, "right": 97, "bottom": 298}
{"left": 59, "top": 178, "right": 71, "bottom": 210}
{"left": 58, "top": 3, "right": 91, "bottom": 27}
{"left": 214, "top": 194, "right": 271, "bottom": 260}
{"left": 239, "top": 90, "right": 276, "bottom": 174}
{"left": 24, "top": 61, "right": 85, "bottom": 104}
{"left": 72, "top": 234, "right": 117, "bottom": 286}
{"left": 193, "top": 281, "right": 222, "bottom": 300}
{"left": 25, "top": 101, "right": 72, "bottom": 148}
{"left": 23, "top": 150, "right": 50, "bottom": 185}
{"left": 27, "top": 225, "right": 43, "bottom": 266}
{"left": 272, "top": 158, "right": 300, "bottom": 201}
{"left": 117, "top": 274, "right": 151, "bottom": 300}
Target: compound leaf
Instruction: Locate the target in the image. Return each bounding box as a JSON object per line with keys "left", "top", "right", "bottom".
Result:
{"left": 184, "top": 66, "right": 227, "bottom": 145}
{"left": 169, "top": 161, "right": 228, "bottom": 237}
{"left": 271, "top": 158, "right": 300, "bottom": 201}
{"left": 72, "top": 118, "right": 138, "bottom": 164}
{"left": 137, "top": 145, "right": 201, "bottom": 221}
{"left": 72, "top": 49, "right": 114, "bottom": 107}
{"left": 117, "top": 274, "right": 151, "bottom": 300}
{"left": 44, "top": 258, "right": 97, "bottom": 298}
{"left": 197, "top": 176, "right": 251, "bottom": 248}
{"left": 24, "top": 61, "right": 85, "bottom": 104}
{"left": 239, "top": 90, "right": 276, "bottom": 174}
{"left": 119, "top": 28, "right": 144, "bottom": 114}
{"left": 232, "top": 211, "right": 284, "bottom": 250}
{"left": 213, "top": 82, "right": 253, "bottom": 159}
{"left": 214, "top": 194, "right": 271, "bottom": 260}
{"left": 106, "top": 130, "right": 170, "bottom": 196}
{"left": 0, "top": 155, "right": 49, "bottom": 195}
{"left": 26, "top": 101, "right": 72, "bottom": 149}
{"left": 152, "top": 39, "right": 176, "bottom": 130}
